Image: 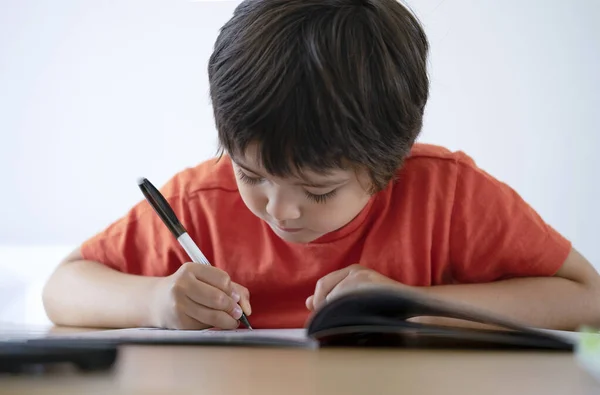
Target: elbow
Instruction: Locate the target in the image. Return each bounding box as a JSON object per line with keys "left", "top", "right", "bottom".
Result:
{"left": 568, "top": 275, "right": 600, "bottom": 331}
{"left": 41, "top": 270, "right": 63, "bottom": 325}
{"left": 584, "top": 284, "right": 600, "bottom": 329}
{"left": 42, "top": 248, "right": 84, "bottom": 325}
{"left": 42, "top": 261, "right": 77, "bottom": 326}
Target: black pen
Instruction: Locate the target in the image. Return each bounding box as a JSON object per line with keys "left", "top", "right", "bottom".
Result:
{"left": 137, "top": 177, "right": 252, "bottom": 330}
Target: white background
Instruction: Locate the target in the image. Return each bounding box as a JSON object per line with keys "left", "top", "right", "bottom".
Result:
{"left": 1, "top": 0, "right": 599, "bottom": 324}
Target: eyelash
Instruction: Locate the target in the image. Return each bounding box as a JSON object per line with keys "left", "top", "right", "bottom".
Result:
{"left": 236, "top": 170, "right": 338, "bottom": 204}
{"left": 305, "top": 189, "right": 337, "bottom": 204}
{"left": 237, "top": 170, "right": 262, "bottom": 185}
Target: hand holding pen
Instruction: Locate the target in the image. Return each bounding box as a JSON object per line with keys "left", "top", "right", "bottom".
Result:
{"left": 138, "top": 178, "right": 253, "bottom": 330}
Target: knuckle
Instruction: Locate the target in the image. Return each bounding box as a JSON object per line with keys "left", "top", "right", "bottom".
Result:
{"left": 220, "top": 275, "right": 232, "bottom": 292}
{"left": 178, "top": 262, "right": 194, "bottom": 273}
{"left": 234, "top": 283, "right": 250, "bottom": 297}
{"left": 181, "top": 262, "right": 206, "bottom": 279}
{"left": 315, "top": 278, "right": 326, "bottom": 291}
{"left": 351, "top": 269, "right": 367, "bottom": 278}
{"left": 214, "top": 293, "right": 231, "bottom": 310}
{"left": 172, "top": 265, "right": 192, "bottom": 283}
{"left": 352, "top": 270, "right": 371, "bottom": 282}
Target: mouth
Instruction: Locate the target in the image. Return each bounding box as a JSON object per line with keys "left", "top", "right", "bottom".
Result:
{"left": 273, "top": 224, "right": 304, "bottom": 233}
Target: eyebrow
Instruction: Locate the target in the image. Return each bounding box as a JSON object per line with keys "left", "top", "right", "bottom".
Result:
{"left": 235, "top": 162, "right": 349, "bottom": 188}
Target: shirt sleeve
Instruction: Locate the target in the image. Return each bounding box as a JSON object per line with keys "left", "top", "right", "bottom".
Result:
{"left": 449, "top": 154, "right": 572, "bottom": 283}
{"left": 80, "top": 187, "right": 194, "bottom": 277}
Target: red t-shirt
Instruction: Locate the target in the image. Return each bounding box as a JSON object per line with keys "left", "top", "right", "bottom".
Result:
{"left": 80, "top": 143, "right": 571, "bottom": 328}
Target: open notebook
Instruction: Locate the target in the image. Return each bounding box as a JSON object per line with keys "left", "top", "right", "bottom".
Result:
{"left": 12, "top": 286, "right": 578, "bottom": 351}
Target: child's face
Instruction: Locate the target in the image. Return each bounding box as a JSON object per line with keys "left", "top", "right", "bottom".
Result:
{"left": 231, "top": 144, "right": 373, "bottom": 243}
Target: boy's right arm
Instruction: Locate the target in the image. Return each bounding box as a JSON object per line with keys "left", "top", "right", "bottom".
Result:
{"left": 42, "top": 248, "right": 251, "bottom": 330}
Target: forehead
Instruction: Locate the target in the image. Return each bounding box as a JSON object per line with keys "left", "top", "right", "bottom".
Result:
{"left": 231, "top": 143, "right": 352, "bottom": 180}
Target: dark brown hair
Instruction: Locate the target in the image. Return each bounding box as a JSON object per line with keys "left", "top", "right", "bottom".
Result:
{"left": 208, "top": 0, "right": 429, "bottom": 192}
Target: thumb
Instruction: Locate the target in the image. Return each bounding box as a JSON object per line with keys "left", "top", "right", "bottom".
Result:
{"left": 305, "top": 295, "right": 315, "bottom": 311}
{"left": 232, "top": 282, "right": 252, "bottom": 316}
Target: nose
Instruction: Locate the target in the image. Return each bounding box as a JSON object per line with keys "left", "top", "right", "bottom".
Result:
{"left": 266, "top": 192, "right": 301, "bottom": 223}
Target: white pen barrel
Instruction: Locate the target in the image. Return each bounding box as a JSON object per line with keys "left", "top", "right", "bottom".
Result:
{"left": 177, "top": 233, "right": 211, "bottom": 266}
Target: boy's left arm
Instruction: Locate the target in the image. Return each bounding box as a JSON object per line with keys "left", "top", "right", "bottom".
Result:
{"left": 410, "top": 156, "right": 600, "bottom": 331}
{"left": 306, "top": 248, "right": 600, "bottom": 331}
{"left": 415, "top": 247, "right": 600, "bottom": 331}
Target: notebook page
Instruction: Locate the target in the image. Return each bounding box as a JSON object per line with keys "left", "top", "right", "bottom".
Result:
{"left": 44, "top": 327, "right": 315, "bottom": 348}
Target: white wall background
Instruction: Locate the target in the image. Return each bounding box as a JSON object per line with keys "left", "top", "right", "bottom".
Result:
{"left": 1, "top": 0, "right": 599, "bottom": 324}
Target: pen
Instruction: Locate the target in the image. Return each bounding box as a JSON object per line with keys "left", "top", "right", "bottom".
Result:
{"left": 137, "top": 177, "right": 252, "bottom": 330}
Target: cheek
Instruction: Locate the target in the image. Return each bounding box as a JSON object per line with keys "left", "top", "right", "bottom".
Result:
{"left": 306, "top": 207, "right": 347, "bottom": 230}
{"left": 236, "top": 184, "right": 266, "bottom": 215}
{"left": 306, "top": 193, "right": 370, "bottom": 231}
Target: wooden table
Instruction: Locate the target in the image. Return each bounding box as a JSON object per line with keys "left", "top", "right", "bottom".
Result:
{"left": 1, "top": 326, "right": 599, "bottom": 395}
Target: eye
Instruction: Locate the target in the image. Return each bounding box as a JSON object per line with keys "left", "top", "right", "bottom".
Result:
{"left": 237, "top": 169, "right": 263, "bottom": 185}
{"left": 304, "top": 189, "right": 338, "bottom": 204}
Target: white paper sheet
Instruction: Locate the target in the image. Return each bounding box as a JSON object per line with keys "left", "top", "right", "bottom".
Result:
{"left": 45, "top": 327, "right": 316, "bottom": 348}
{"left": 52, "top": 327, "right": 304, "bottom": 340}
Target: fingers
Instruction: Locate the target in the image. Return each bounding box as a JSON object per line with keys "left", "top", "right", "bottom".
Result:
{"left": 325, "top": 272, "right": 369, "bottom": 303}
{"left": 182, "top": 276, "right": 242, "bottom": 318}
{"left": 305, "top": 295, "right": 315, "bottom": 311}
{"left": 311, "top": 267, "right": 353, "bottom": 311}
{"left": 306, "top": 277, "right": 356, "bottom": 311}
{"left": 307, "top": 265, "right": 374, "bottom": 311}
{"left": 232, "top": 282, "right": 252, "bottom": 316}
{"left": 185, "top": 263, "right": 235, "bottom": 296}
{"left": 181, "top": 296, "right": 240, "bottom": 330}
{"left": 170, "top": 263, "right": 252, "bottom": 330}
{"left": 176, "top": 263, "right": 241, "bottom": 320}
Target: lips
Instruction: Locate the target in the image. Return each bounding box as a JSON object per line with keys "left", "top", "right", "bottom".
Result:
{"left": 274, "top": 224, "right": 303, "bottom": 233}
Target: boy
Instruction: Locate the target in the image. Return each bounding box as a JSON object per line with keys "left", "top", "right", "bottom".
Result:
{"left": 43, "top": 0, "right": 600, "bottom": 331}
